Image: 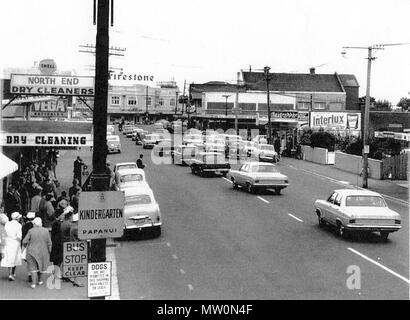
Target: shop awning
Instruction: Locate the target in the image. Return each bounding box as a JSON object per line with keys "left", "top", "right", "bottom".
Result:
{"left": 0, "top": 152, "right": 18, "bottom": 179}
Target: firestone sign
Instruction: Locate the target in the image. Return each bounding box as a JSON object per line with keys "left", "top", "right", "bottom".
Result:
{"left": 10, "top": 74, "right": 95, "bottom": 96}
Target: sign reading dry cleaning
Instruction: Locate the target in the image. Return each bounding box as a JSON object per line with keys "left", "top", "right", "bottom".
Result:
{"left": 78, "top": 191, "right": 125, "bottom": 240}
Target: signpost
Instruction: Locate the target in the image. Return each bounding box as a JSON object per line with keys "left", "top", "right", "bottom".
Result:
{"left": 78, "top": 191, "right": 125, "bottom": 240}
{"left": 87, "top": 262, "right": 112, "bottom": 298}
{"left": 63, "top": 241, "right": 88, "bottom": 278}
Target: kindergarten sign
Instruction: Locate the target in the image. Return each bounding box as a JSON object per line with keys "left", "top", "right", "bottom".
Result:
{"left": 10, "top": 74, "right": 95, "bottom": 96}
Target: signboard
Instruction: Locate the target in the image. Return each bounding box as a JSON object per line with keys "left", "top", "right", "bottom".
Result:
{"left": 78, "top": 191, "right": 125, "bottom": 240}
{"left": 310, "top": 112, "right": 361, "bottom": 130}
{"left": 39, "top": 59, "right": 57, "bottom": 75}
{"left": 10, "top": 74, "right": 95, "bottom": 96}
{"left": 30, "top": 99, "right": 68, "bottom": 118}
{"left": 363, "top": 145, "right": 370, "bottom": 154}
{"left": 63, "top": 241, "right": 88, "bottom": 278}
{"left": 0, "top": 133, "right": 93, "bottom": 147}
{"left": 87, "top": 262, "right": 112, "bottom": 298}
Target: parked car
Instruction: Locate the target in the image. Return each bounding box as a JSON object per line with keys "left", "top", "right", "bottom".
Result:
{"left": 243, "top": 141, "right": 258, "bottom": 157}
{"left": 107, "top": 124, "right": 115, "bottom": 135}
{"left": 227, "top": 162, "right": 288, "bottom": 194}
{"left": 153, "top": 139, "right": 173, "bottom": 157}
{"left": 253, "top": 144, "right": 278, "bottom": 163}
{"left": 123, "top": 185, "right": 161, "bottom": 237}
{"left": 314, "top": 189, "right": 401, "bottom": 241}
{"left": 142, "top": 134, "right": 162, "bottom": 149}
{"left": 187, "top": 152, "right": 231, "bottom": 177}
{"left": 107, "top": 135, "right": 121, "bottom": 154}
{"left": 252, "top": 135, "right": 267, "bottom": 144}
{"left": 172, "top": 144, "right": 197, "bottom": 165}
{"left": 114, "top": 168, "right": 148, "bottom": 191}
{"left": 113, "top": 162, "right": 137, "bottom": 173}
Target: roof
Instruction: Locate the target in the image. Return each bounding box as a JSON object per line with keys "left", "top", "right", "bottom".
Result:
{"left": 190, "top": 82, "right": 247, "bottom": 94}
{"left": 242, "top": 71, "right": 359, "bottom": 92}
{"left": 333, "top": 189, "right": 382, "bottom": 197}
{"left": 115, "top": 167, "right": 144, "bottom": 175}
{"left": 242, "top": 161, "right": 276, "bottom": 166}
{"left": 123, "top": 184, "right": 154, "bottom": 197}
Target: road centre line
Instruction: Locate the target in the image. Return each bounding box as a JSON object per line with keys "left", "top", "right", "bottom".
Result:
{"left": 347, "top": 247, "right": 410, "bottom": 284}
{"left": 172, "top": 254, "right": 178, "bottom": 260}
{"left": 257, "top": 196, "right": 270, "bottom": 204}
{"left": 187, "top": 284, "right": 194, "bottom": 291}
{"left": 287, "top": 213, "right": 303, "bottom": 222}
{"left": 222, "top": 177, "right": 232, "bottom": 183}
{"left": 180, "top": 269, "right": 186, "bottom": 275}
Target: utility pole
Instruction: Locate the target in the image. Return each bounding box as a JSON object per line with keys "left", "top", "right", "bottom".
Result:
{"left": 264, "top": 66, "right": 272, "bottom": 144}
{"left": 182, "top": 80, "right": 186, "bottom": 134}
{"left": 341, "top": 42, "right": 410, "bottom": 188}
{"left": 234, "top": 72, "right": 240, "bottom": 135}
{"left": 222, "top": 94, "right": 231, "bottom": 131}
{"left": 90, "top": 0, "right": 111, "bottom": 276}
{"left": 145, "top": 85, "right": 149, "bottom": 123}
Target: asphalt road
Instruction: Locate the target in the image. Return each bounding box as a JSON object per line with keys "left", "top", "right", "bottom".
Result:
{"left": 109, "top": 126, "right": 409, "bottom": 300}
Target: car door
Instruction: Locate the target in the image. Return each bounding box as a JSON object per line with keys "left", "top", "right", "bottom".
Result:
{"left": 332, "top": 193, "right": 344, "bottom": 224}
{"left": 238, "top": 164, "right": 250, "bottom": 186}
{"left": 323, "top": 192, "right": 337, "bottom": 223}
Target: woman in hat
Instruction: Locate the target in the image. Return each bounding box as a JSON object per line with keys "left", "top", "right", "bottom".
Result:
{"left": 22, "top": 217, "right": 52, "bottom": 288}
{"left": 22, "top": 212, "right": 36, "bottom": 282}
{"left": 1, "top": 212, "right": 23, "bottom": 281}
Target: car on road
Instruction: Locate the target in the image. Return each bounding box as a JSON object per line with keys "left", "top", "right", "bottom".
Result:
{"left": 153, "top": 139, "right": 173, "bottom": 157}
{"left": 227, "top": 162, "right": 289, "bottom": 194}
{"left": 114, "top": 168, "right": 148, "bottom": 191}
{"left": 314, "top": 189, "right": 402, "bottom": 241}
{"left": 123, "top": 185, "right": 162, "bottom": 237}
{"left": 187, "top": 151, "right": 231, "bottom": 177}
{"left": 252, "top": 144, "right": 278, "bottom": 163}
{"left": 113, "top": 162, "right": 137, "bottom": 173}
{"left": 243, "top": 141, "right": 258, "bottom": 157}
{"left": 252, "top": 135, "right": 267, "bottom": 144}
{"left": 172, "top": 144, "right": 197, "bottom": 165}
{"left": 142, "top": 134, "right": 162, "bottom": 149}
{"left": 107, "top": 135, "right": 121, "bottom": 153}
{"left": 107, "top": 124, "right": 115, "bottom": 135}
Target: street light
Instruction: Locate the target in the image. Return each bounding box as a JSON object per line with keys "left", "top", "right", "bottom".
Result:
{"left": 222, "top": 94, "right": 231, "bottom": 130}
{"left": 342, "top": 42, "right": 410, "bottom": 188}
{"left": 263, "top": 66, "right": 272, "bottom": 144}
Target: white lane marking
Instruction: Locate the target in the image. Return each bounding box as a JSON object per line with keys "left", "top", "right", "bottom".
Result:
{"left": 166, "top": 242, "right": 171, "bottom": 247}
{"left": 187, "top": 284, "right": 194, "bottom": 291}
{"left": 347, "top": 247, "right": 410, "bottom": 284}
{"left": 339, "top": 181, "right": 350, "bottom": 185}
{"left": 106, "top": 245, "right": 121, "bottom": 300}
{"left": 222, "top": 177, "right": 232, "bottom": 183}
{"left": 172, "top": 254, "right": 178, "bottom": 260}
{"left": 257, "top": 196, "right": 270, "bottom": 204}
{"left": 287, "top": 213, "right": 303, "bottom": 222}
{"left": 180, "top": 269, "right": 186, "bottom": 275}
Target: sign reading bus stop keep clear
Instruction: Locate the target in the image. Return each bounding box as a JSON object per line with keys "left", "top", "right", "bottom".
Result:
{"left": 78, "top": 191, "right": 125, "bottom": 240}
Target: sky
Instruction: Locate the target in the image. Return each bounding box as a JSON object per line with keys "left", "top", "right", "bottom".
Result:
{"left": 1, "top": 0, "right": 409, "bottom": 104}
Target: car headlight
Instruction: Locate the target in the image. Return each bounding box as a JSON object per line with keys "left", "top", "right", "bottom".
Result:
{"left": 284, "top": 180, "right": 288, "bottom": 183}
{"left": 349, "top": 219, "right": 356, "bottom": 223}
{"left": 254, "top": 179, "right": 259, "bottom": 183}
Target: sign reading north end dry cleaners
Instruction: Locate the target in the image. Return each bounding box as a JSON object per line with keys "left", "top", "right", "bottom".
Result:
{"left": 10, "top": 74, "right": 95, "bottom": 96}
{"left": 78, "top": 191, "right": 125, "bottom": 240}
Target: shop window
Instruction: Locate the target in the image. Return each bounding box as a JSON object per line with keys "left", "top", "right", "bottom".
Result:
{"left": 170, "top": 98, "right": 175, "bottom": 107}
{"left": 111, "top": 96, "right": 120, "bottom": 105}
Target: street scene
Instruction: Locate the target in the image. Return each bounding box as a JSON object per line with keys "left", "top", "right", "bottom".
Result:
{"left": 0, "top": 0, "right": 409, "bottom": 304}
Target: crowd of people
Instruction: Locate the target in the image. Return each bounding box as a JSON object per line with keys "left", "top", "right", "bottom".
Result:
{"left": 0, "top": 153, "right": 83, "bottom": 289}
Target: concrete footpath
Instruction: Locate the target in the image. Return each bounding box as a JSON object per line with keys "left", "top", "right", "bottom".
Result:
{"left": 280, "top": 157, "right": 409, "bottom": 205}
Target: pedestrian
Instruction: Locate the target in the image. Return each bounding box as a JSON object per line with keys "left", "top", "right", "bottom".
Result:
{"left": 22, "top": 212, "right": 35, "bottom": 283}
{"left": 22, "top": 217, "right": 52, "bottom": 289}
{"left": 274, "top": 138, "right": 281, "bottom": 160}
{"left": 3, "top": 185, "right": 21, "bottom": 219}
{"left": 50, "top": 215, "right": 63, "bottom": 274}
{"left": 73, "top": 157, "right": 83, "bottom": 186}
{"left": 56, "top": 191, "right": 69, "bottom": 206}
{"left": 38, "top": 193, "right": 55, "bottom": 231}
{"left": 136, "top": 154, "right": 145, "bottom": 169}
{"left": 30, "top": 185, "right": 43, "bottom": 213}
{"left": 69, "top": 213, "right": 79, "bottom": 242}
{"left": 69, "top": 179, "right": 82, "bottom": 202}
{"left": 1, "top": 212, "right": 23, "bottom": 281}
{"left": 105, "top": 161, "right": 114, "bottom": 189}
{"left": 0, "top": 213, "right": 9, "bottom": 262}
{"left": 18, "top": 177, "right": 30, "bottom": 217}
{"left": 60, "top": 206, "right": 75, "bottom": 243}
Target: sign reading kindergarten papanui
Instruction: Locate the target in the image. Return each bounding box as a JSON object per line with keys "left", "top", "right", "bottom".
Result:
{"left": 10, "top": 74, "right": 95, "bottom": 96}
{"left": 78, "top": 191, "right": 125, "bottom": 240}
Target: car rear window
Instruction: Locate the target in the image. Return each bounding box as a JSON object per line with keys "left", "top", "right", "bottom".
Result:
{"left": 345, "top": 196, "right": 386, "bottom": 207}
{"left": 120, "top": 174, "right": 143, "bottom": 182}
{"left": 117, "top": 164, "right": 136, "bottom": 171}
{"left": 125, "top": 195, "right": 152, "bottom": 205}
{"left": 204, "top": 154, "right": 224, "bottom": 163}
{"left": 251, "top": 165, "right": 278, "bottom": 173}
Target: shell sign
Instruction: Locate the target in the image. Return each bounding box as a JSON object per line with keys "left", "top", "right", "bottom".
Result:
{"left": 39, "top": 59, "right": 57, "bottom": 75}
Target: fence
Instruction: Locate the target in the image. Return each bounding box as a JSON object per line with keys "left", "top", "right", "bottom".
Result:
{"left": 382, "top": 153, "right": 408, "bottom": 180}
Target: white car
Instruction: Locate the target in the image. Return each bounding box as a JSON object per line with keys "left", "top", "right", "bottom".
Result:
{"left": 252, "top": 144, "right": 278, "bottom": 163}
{"left": 107, "top": 135, "right": 121, "bottom": 153}
{"left": 114, "top": 168, "right": 148, "bottom": 191}
{"left": 172, "top": 144, "right": 197, "bottom": 165}
{"left": 113, "top": 162, "right": 137, "bottom": 173}
{"left": 227, "top": 161, "right": 289, "bottom": 194}
{"left": 252, "top": 135, "right": 267, "bottom": 144}
{"left": 123, "top": 185, "right": 162, "bottom": 237}
{"left": 142, "top": 134, "right": 162, "bottom": 149}
{"left": 314, "top": 189, "right": 401, "bottom": 240}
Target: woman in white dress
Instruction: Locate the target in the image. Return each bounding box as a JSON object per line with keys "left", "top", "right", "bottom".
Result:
{"left": 1, "top": 212, "right": 23, "bottom": 281}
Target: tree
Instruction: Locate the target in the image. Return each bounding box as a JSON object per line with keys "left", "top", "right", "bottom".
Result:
{"left": 372, "top": 99, "right": 392, "bottom": 111}
{"left": 310, "top": 131, "right": 336, "bottom": 151}
{"left": 359, "top": 96, "right": 376, "bottom": 107}
{"left": 397, "top": 97, "right": 410, "bottom": 111}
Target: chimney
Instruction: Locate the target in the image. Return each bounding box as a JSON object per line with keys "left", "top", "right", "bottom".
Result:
{"left": 249, "top": 65, "right": 252, "bottom": 72}
{"left": 309, "top": 67, "right": 315, "bottom": 74}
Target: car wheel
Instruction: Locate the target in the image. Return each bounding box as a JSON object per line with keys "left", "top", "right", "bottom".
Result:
{"left": 231, "top": 178, "right": 238, "bottom": 189}
{"left": 151, "top": 226, "right": 161, "bottom": 238}
{"left": 246, "top": 183, "right": 254, "bottom": 194}
{"left": 191, "top": 166, "right": 196, "bottom": 174}
{"left": 336, "top": 222, "right": 347, "bottom": 238}
{"left": 318, "top": 215, "right": 326, "bottom": 228}
{"left": 275, "top": 188, "right": 281, "bottom": 195}
{"left": 380, "top": 231, "right": 389, "bottom": 242}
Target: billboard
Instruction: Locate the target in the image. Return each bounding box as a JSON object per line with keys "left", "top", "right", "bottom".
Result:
{"left": 0, "top": 133, "right": 93, "bottom": 147}
{"left": 310, "top": 112, "right": 361, "bottom": 131}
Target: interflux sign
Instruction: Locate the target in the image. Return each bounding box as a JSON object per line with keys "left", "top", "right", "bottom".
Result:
{"left": 78, "top": 191, "right": 125, "bottom": 240}
{"left": 310, "top": 112, "right": 361, "bottom": 131}
{"left": 10, "top": 74, "right": 95, "bottom": 96}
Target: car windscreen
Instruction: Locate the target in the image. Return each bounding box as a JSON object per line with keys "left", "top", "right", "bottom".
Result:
{"left": 125, "top": 195, "right": 152, "bottom": 205}
{"left": 204, "top": 154, "right": 224, "bottom": 163}
{"left": 251, "top": 165, "right": 278, "bottom": 173}
{"left": 107, "top": 136, "right": 119, "bottom": 141}
{"left": 260, "top": 145, "right": 274, "bottom": 151}
{"left": 117, "top": 164, "right": 136, "bottom": 170}
{"left": 120, "top": 174, "right": 143, "bottom": 182}
{"left": 345, "top": 196, "right": 387, "bottom": 207}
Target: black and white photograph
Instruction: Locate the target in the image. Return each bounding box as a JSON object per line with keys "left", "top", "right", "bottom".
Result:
{"left": 0, "top": 0, "right": 409, "bottom": 309}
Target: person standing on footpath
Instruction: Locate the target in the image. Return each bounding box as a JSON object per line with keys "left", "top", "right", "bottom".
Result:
{"left": 22, "top": 217, "right": 52, "bottom": 289}
{"left": 73, "top": 156, "right": 84, "bottom": 186}
{"left": 30, "top": 185, "right": 43, "bottom": 213}
{"left": 38, "top": 193, "right": 55, "bottom": 231}
{"left": 0, "top": 213, "right": 9, "bottom": 263}
{"left": 1, "top": 212, "right": 23, "bottom": 281}
{"left": 68, "top": 179, "right": 81, "bottom": 202}
{"left": 3, "top": 185, "right": 21, "bottom": 220}
{"left": 22, "top": 212, "right": 35, "bottom": 283}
